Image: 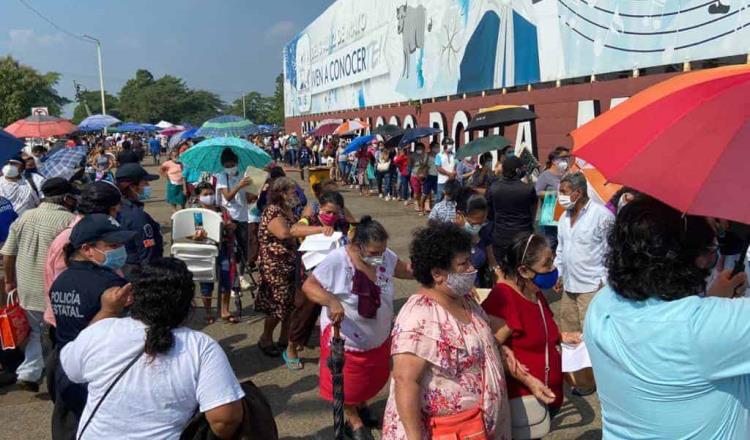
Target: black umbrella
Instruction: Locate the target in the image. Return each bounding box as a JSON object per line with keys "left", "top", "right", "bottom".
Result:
{"left": 371, "top": 124, "right": 404, "bottom": 139}
{"left": 328, "top": 323, "right": 346, "bottom": 440}
{"left": 467, "top": 105, "right": 537, "bottom": 131}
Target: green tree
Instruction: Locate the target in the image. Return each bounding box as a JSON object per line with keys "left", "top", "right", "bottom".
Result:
{"left": 268, "top": 73, "right": 285, "bottom": 126}
{"left": 71, "top": 90, "right": 121, "bottom": 123}
{"left": 178, "top": 90, "right": 226, "bottom": 126}
{"left": 229, "top": 91, "right": 272, "bottom": 123}
{"left": 0, "top": 56, "right": 70, "bottom": 127}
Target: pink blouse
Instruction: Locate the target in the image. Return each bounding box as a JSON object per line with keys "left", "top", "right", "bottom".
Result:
{"left": 381, "top": 294, "right": 511, "bottom": 439}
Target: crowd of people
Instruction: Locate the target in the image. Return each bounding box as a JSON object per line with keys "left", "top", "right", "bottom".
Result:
{"left": 0, "top": 127, "right": 749, "bottom": 440}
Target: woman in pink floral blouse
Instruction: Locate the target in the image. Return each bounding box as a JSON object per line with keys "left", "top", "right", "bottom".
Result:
{"left": 382, "top": 221, "right": 512, "bottom": 440}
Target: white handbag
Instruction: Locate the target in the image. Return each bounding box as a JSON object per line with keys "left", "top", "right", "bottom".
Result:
{"left": 509, "top": 299, "right": 552, "bottom": 439}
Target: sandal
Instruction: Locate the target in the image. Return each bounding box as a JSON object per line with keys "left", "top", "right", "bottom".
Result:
{"left": 221, "top": 315, "right": 239, "bottom": 324}
{"left": 257, "top": 341, "right": 281, "bottom": 357}
{"left": 282, "top": 350, "right": 304, "bottom": 371}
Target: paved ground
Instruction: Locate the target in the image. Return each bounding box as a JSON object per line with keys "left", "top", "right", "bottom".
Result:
{"left": 0, "top": 164, "right": 602, "bottom": 439}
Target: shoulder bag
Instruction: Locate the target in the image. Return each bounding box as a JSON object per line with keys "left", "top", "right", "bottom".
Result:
{"left": 509, "top": 299, "right": 552, "bottom": 439}
{"left": 429, "top": 308, "right": 488, "bottom": 440}
{"left": 77, "top": 351, "right": 143, "bottom": 440}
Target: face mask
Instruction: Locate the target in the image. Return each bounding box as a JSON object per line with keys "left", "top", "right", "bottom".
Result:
{"left": 139, "top": 186, "right": 152, "bottom": 201}
{"left": 529, "top": 268, "right": 559, "bottom": 290}
{"left": 199, "top": 195, "right": 215, "bottom": 206}
{"left": 319, "top": 212, "right": 338, "bottom": 227}
{"left": 416, "top": 150, "right": 423, "bottom": 155}
{"left": 445, "top": 270, "right": 477, "bottom": 297}
{"left": 224, "top": 166, "right": 238, "bottom": 175}
{"left": 2, "top": 165, "right": 19, "bottom": 178}
{"left": 556, "top": 160, "right": 569, "bottom": 172}
{"left": 94, "top": 246, "right": 128, "bottom": 270}
{"left": 463, "top": 222, "right": 483, "bottom": 236}
{"left": 558, "top": 193, "right": 574, "bottom": 210}
{"left": 506, "top": 150, "right": 515, "bottom": 158}
{"left": 362, "top": 255, "right": 385, "bottom": 267}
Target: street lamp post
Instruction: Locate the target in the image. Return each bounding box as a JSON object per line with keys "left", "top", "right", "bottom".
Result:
{"left": 82, "top": 35, "right": 106, "bottom": 117}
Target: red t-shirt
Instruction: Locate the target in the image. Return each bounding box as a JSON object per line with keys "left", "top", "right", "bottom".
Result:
{"left": 393, "top": 154, "right": 409, "bottom": 176}
{"left": 482, "top": 283, "right": 563, "bottom": 409}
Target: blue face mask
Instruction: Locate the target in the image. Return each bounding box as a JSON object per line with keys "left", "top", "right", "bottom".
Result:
{"left": 139, "top": 186, "right": 152, "bottom": 201}
{"left": 531, "top": 268, "right": 559, "bottom": 290}
{"left": 94, "top": 246, "right": 127, "bottom": 270}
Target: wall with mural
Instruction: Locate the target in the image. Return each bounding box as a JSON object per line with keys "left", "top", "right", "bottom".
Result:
{"left": 283, "top": 0, "right": 750, "bottom": 117}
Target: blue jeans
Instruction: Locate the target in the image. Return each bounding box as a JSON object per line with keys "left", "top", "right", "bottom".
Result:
{"left": 436, "top": 182, "right": 446, "bottom": 203}
{"left": 338, "top": 161, "right": 348, "bottom": 181}
{"left": 400, "top": 174, "right": 410, "bottom": 200}
{"left": 16, "top": 310, "right": 44, "bottom": 382}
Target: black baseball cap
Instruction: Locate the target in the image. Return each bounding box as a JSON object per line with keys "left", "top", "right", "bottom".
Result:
{"left": 41, "top": 177, "right": 81, "bottom": 197}
{"left": 70, "top": 213, "right": 137, "bottom": 248}
{"left": 115, "top": 163, "right": 159, "bottom": 182}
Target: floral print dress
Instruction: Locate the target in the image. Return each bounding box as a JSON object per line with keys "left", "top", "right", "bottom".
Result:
{"left": 381, "top": 294, "right": 511, "bottom": 440}
{"left": 255, "top": 204, "right": 296, "bottom": 320}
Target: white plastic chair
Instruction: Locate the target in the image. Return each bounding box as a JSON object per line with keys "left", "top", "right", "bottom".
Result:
{"left": 170, "top": 208, "right": 223, "bottom": 282}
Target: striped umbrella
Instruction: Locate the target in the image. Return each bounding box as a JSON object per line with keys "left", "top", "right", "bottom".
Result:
{"left": 196, "top": 115, "right": 258, "bottom": 138}
{"left": 5, "top": 115, "right": 78, "bottom": 138}
{"left": 40, "top": 145, "right": 87, "bottom": 180}
{"left": 333, "top": 120, "right": 369, "bottom": 136}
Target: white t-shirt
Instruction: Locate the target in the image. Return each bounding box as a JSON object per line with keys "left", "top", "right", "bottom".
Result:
{"left": 60, "top": 317, "right": 245, "bottom": 440}
{"left": 215, "top": 172, "right": 249, "bottom": 222}
{"left": 0, "top": 177, "right": 39, "bottom": 215}
{"left": 435, "top": 152, "right": 456, "bottom": 184}
{"left": 313, "top": 246, "right": 398, "bottom": 351}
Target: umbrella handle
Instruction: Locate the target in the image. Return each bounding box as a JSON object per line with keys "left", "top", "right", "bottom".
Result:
{"left": 333, "top": 322, "right": 341, "bottom": 340}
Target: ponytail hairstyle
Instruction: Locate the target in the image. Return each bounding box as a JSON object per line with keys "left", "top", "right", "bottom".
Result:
{"left": 130, "top": 258, "right": 195, "bottom": 357}
{"left": 499, "top": 232, "right": 549, "bottom": 285}
{"left": 352, "top": 215, "right": 388, "bottom": 246}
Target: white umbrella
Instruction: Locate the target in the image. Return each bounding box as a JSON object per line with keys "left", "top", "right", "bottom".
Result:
{"left": 156, "top": 120, "right": 174, "bottom": 129}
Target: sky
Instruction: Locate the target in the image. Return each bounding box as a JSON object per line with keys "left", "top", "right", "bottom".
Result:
{"left": 0, "top": 0, "right": 332, "bottom": 117}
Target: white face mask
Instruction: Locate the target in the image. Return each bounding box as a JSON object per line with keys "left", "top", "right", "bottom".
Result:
{"left": 445, "top": 270, "right": 477, "bottom": 298}
{"left": 199, "top": 195, "right": 215, "bottom": 206}
{"left": 558, "top": 193, "right": 575, "bottom": 210}
{"left": 556, "top": 160, "right": 569, "bottom": 172}
{"left": 224, "top": 166, "right": 238, "bottom": 175}
{"left": 2, "top": 164, "right": 19, "bottom": 178}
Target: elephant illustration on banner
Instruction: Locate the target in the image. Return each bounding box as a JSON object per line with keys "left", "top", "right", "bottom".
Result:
{"left": 397, "top": 3, "right": 432, "bottom": 78}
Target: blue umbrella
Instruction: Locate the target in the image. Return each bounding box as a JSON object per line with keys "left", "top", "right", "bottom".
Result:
{"left": 196, "top": 115, "right": 258, "bottom": 138}
{"left": 398, "top": 127, "right": 441, "bottom": 147}
{"left": 179, "top": 137, "right": 272, "bottom": 174}
{"left": 78, "top": 114, "right": 120, "bottom": 131}
{"left": 141, "top": 124, "right": 160, "bottom": 132}
{"left": 111, "top": 122, "right": 149, "bottom": 133}
{"left": 168, "top": 128, "right": 200, "bottom": 149}
{"left": 40, "top": 145, "right": 87, "bottom": 180}
{"left": 343, "top": 135, "right": 375, "bottom": 155}
{"left": 0, "top": 129, "right": 23, "bottom": 165}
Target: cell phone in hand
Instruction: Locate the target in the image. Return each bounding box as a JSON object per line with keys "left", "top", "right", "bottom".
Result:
{"left": 194, "top": 212, "right": 204, "bottom": 229}
{"left": 732, "top": 256, "right": 746, "bottom": 278}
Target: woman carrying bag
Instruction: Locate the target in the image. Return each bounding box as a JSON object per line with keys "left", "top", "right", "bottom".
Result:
{"left": 482, "top": 233, "right": 574, "bottom": 439}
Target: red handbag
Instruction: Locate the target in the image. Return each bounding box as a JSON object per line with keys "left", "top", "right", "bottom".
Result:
{"left": 0, "top": 290, "right": 30, "bottom": 350}
{"left": 429, "top": 406, "right": 488, "bottom": 440}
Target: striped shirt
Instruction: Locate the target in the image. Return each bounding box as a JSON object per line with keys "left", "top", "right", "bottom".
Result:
{"left": 1, "top": 202, "right": 75, "bottom": 312}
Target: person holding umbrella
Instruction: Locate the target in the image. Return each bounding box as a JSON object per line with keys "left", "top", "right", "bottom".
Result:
{"left": 585, "top": 197, "right": 748, "bottom": 439}
{"left": 303, "top": 216, "right": 412, "bottom": 440}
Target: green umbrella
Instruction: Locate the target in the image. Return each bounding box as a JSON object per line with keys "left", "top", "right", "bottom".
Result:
{"left": 456, "top": 135, "right": 511, "bottom": 160}
{"left": 179, "top": 136, "right": 272, "bottom": 174}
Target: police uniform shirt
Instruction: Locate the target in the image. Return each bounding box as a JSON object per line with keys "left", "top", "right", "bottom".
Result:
{"left": 50, "top": 260, "right": 127, "bottom": 346}
{"left": 119, "top": 198, "right": 164, "bottom": 265}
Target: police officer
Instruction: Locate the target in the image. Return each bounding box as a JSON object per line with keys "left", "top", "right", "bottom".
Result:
{"left": 115, "top": 163, "right": 163, "bottom": 278}
{"left": 49, "top": 213, "right": 136, "bottom": 439}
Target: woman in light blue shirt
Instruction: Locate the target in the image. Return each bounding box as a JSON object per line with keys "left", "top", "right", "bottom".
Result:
{"left": 585, "top": 197, "right": 749, "bottom": 440}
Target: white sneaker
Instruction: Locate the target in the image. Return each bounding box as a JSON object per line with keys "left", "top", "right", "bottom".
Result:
{"left": 379, "top": 194, "right": 384, "bottom": 198}
{"left": 385, "top": 195, "right": 391, "bottom": 201}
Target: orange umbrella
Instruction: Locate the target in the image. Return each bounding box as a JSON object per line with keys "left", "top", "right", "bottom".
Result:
{"left": 333, "top": 120, "right": 369, "bottom": 136}
{"left": 572, "top": 64, "right": 750, "bottom": 223}
{"left": 5, "top": 115, "right": 77, "bottom": 138}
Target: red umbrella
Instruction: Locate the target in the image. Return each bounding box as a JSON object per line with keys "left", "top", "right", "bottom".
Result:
{"left": 159, "top": 126, "right": 186, "bottom": 137}
{"left": 572, "top": 64, "right": 750, "bottom": 224}
{"left": 314, "top": 122, "right": 339, "bottom": 137}
{"left": 5, "top": 115, "right": 78, "bottom": 138}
